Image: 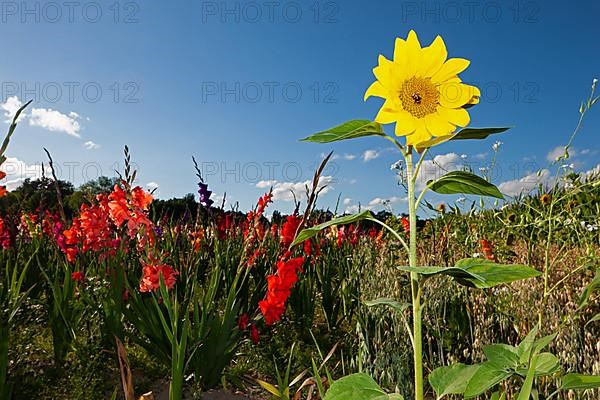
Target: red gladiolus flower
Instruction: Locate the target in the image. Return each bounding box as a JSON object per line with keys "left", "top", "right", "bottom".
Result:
{"left": 139, "top": 261, "right": 179, "bottom": 293}
{"left": 480, "top": 239, "right": 496, "bottom": 261}
{"left": 71, "top": 271, "right": 84, "bottom": 283}
{"left": 0, "top": 216, "right": 12, "bottom": 249}
{"left": 238, "top": 314, "right": 249, "bottom": 331}
{"left": 259, "top": 256, "right": 304, "bottom": 325}
{"left": 401, "top": 216, "right": 410, "bottom": 233}
{"left": 280, "top": 215, "right": 302, "bottom": 248}
{"left": 303, "top": 240, "right": 312, "bottom": 257}
{"left": 250, "top": 323, "right": 260, "bottom": 344}
{"left": 259, "top": 300, "right": 286, "bottom": 326}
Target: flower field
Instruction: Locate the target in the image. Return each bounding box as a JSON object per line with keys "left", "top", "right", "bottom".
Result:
{"left": 1, "top": 32, "right": 599, "bottom": 400}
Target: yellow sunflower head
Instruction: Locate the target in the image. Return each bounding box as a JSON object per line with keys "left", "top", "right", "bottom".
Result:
{"left": 365, "top": 30, "right": 480, "bottom": 147}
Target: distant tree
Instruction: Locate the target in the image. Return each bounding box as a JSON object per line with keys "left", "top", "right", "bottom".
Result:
{"left": 79, "top": 176, "right": 119, "bottom": 195}
{"left": 1, "top": 177, "right": 75, "bottom": 216}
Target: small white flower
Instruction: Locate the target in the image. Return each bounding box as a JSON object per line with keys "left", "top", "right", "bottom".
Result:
{"left": 492, "top": 141, "right": 503, "bottom": 152}
{"left": 565, "top": 218, "right": 572, "bottom": 225}
{"left": 472, "top": 252, "right": 482, "bottom": 258}
{"left": 390, "top": 160, "right": 403, "bottom": 171}
{"left": 593, "top": 78, "right": 598, "bottom": 85}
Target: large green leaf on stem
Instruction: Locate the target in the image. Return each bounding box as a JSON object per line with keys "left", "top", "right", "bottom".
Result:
{"left": 292, "top": 210, "right": 376, "bottom": 246}
{"left": 415, "top": 127, "right": 510, "bottom": 152}
{"left": 428, "top": 171, "right": 504, "bottom": 199}
{"left": 560, "top": 373, "right": 600, "bottom": 390}
{"left": 324, "top": 373, "right": 403, "bottom": 400}
{"left": 398, "top": 258, "right": 541, "bottom": 289}
{"left": 428, "top": 363, "right": 479, "bottom": 399}
{"left": 300, "top": 120, "right": 384, "bottom": 143}
{"left": 463, "top": 363, "right": 512, "bottom": 398}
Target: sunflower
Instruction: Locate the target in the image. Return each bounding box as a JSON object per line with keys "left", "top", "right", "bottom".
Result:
{"left": 365, "top": 30, "right": 480, "bottom": 147}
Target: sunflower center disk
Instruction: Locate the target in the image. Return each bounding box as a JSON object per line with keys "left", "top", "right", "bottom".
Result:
{"left": 399, "top": 77, "right": 439, "bottom": 119}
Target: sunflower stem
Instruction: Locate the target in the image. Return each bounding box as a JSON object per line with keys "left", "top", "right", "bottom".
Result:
{"left": 405, "top": 148, "right": 424, "bottom": 400}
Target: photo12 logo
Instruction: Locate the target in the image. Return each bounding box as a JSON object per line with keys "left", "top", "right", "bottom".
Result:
{"left": 200, "top": 1, "right": 339, "bottom": 24}
{"left": 400, "top": 1, "right": 540, "bottom": 24}
{"left": 0, "top": 1, "right": 140, "bottom": 23}
{"left": 201, "top": 81, "right": 339, "bottom": 104}
{"left": 1, "top": 82, "right": 140, "bottom": 104}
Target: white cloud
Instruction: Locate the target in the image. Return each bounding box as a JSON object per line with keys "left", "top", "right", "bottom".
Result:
{"left": 498, "top": 169, "right": 551, "bottom": 197}
{"left": 29, "top": 107, "right": 81, "bottom": 137}
{"left": 83, "top": 140, "right": 100, "bottom": 150}
{"left": 258, "top": 176, "right": 334, "bottom": 201}
{"left": 546, "top": 146, "right": 576, "bottom": 162}
{"left": 414, "top": 152, "right": 462, "bottom": 189}
{"left": 0, "top": 157, "right": 51, "bottom": 191}
{"left": 473, "top": 152, "right": 488, "bottom": 160}
{"left": 344, "top": 195, "right": 406, "bottom": 214}
{"left": 256, "top": 179, "right": 278, "bottom": 189}
{"left": 362, "top": 149, "right": 380, "bottom": 162}
{"left": 343, "top": 197, "right": 352, "bottom": 206}
{"left": 0, "top": 96, "right": 25, "bottom": 123}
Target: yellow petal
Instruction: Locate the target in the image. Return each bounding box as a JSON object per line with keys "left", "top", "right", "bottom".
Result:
{"left": 405, "top": 119, "right": 431, "bottom": 146}
{"left": 431, "top": 58, "right": 471, "bottom": 83}
{"left": 436, "top": 106, "right": 470, "bottom": 127}
{"left": 424, "top": 113, "right": 456, "bottom": 137}
{"left": 373, "top": 55, "right": 394, "bottom": 84}
{"left": 420, "top": 35, "right": 447, "bottom": 77}
{"left": 405, "top": 30, "right": 422, "bottom": 75}
{"left": 364, "top": 81, "right": 387, "bottom": 101}
{"left": 393, "top": 37, "right": 407, "bottom": 63}
{"left": 375, "top": 103, "right": 399, "bottom": 124}
{"left": 415, "top": 134, "right": 455, "bottom": 152}
{"left": 393, "top": 111, "right": 417, "bottom": 136}
{"left": 465, "top": 84, "right": 480, "bottom": 104}
{"left": 438, "top": 82, "right": 476, "bottom": 108}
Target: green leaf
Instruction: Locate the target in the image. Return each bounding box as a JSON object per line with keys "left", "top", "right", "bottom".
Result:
{"left": 560, "top": 373, "right": 600, "bottom": 390}
{"left": 516, "top": 353, "right": 537, "bottom": 400}
{"left": 398, "top": 259, "right": 540, "bottom": 289}
{"left": 464, "top": 363, "right": 512, "bottom": 398}
{"left": 364, "top": 298, "right": 411, "bottom": 313}
{"left": 579, "top": 268, "right": 600, "bottom": 308}
{"left": 483, "top": 344, "right": 519, "bottom": 370}
{"left": 415, "top": 127, "right": 510, "bottom": 151}
{"left": 324, "top": 373, "right": 402, "bottom": 400}
{"left": 0, "top": 99, "right": 32, "bottom": 164}
{"left": 532, "top": 353, "right": 560, "bottom": 376}
{"left": 256, "top": 379, "right": 282, "bottom": 397}
{"left": 517, "top": 325, "right": 539, "bottom": 364}
{"left": 450, "top": 127, "right": 511, "bottom": 141}
{"left": 429, "top": 363, "right": 479, "bottom": 400}
{"left": 300, "top": 120, "right": 384, "bottom": 143}
{"left": 585, "top": 313, "right": 600, "bottom": 327}
{"left": 292, "top": 210, "right": 376, "bottom": 246}
{"left": 428, "top": 171, "right": 504, "bottom": 199}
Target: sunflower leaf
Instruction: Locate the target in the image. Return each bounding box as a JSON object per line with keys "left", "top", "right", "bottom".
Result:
{"left": 415, "top": 127, "right": 510, "bottom": 152}
{"left": 428, "top": 171, "right": 504, "bottom": 199}
{"left": 300, "top": 120, "right": 385, "bottom": 143}
{"left": 560, "top": 373, "right": 600, "bottom": 390}
{"left": 292, "top": 210, "right": 377, "bottom": 246}
{"left": 398, "top": 259, "right": 541, "bottom": 289}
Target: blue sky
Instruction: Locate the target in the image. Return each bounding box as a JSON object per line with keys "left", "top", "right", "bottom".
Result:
{"left": 1, "top": 0, "right": 599, "bottom": 214}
